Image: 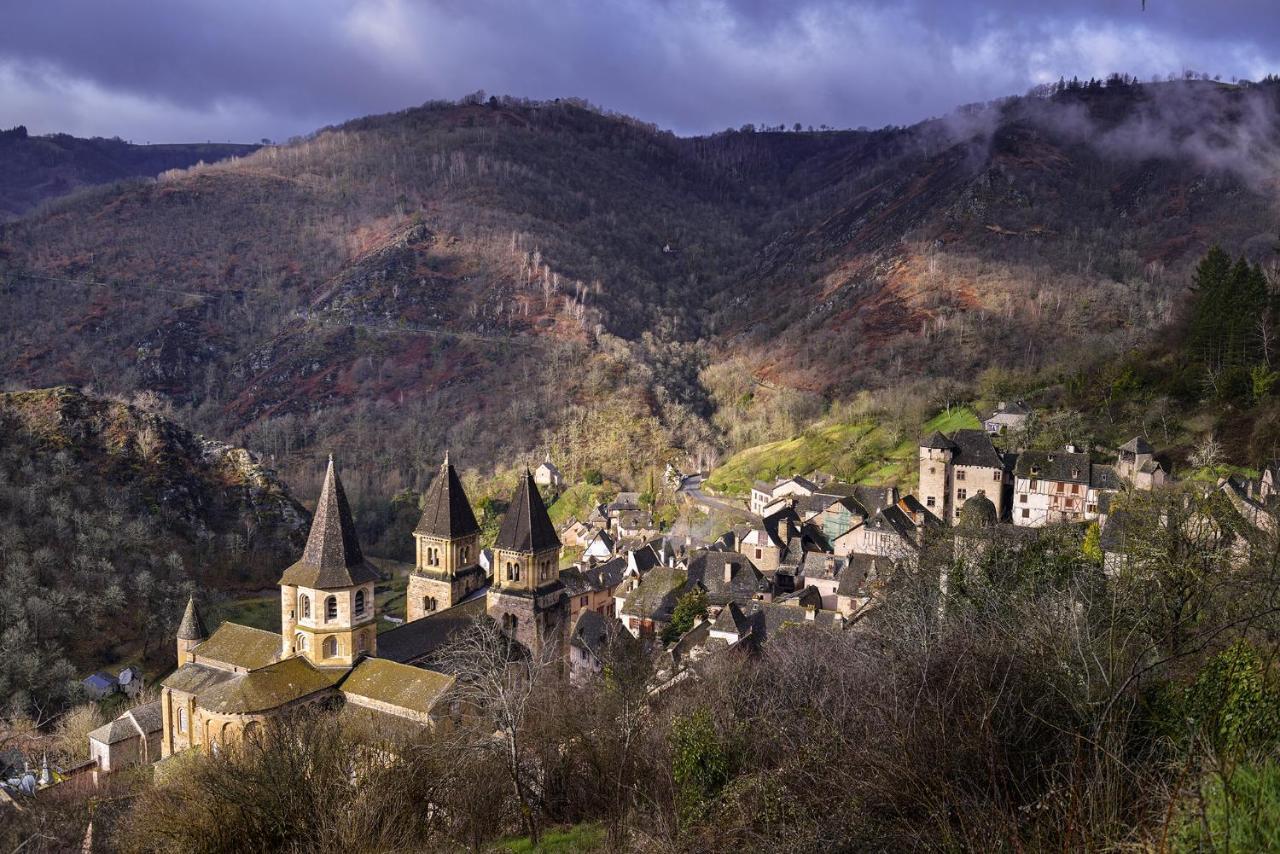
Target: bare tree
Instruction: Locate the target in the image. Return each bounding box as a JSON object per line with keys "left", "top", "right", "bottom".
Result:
{"left": 441, "top": 617, "right": 561, "bottom": 846}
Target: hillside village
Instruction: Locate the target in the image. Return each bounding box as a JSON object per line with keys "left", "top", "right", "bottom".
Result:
{"left": 1, "top": 392, "right": 1271, "bottom": 798}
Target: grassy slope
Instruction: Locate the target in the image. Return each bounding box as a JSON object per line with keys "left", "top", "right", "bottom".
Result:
{"left": 706, "top": 407, "right": 980, "bottom": 496}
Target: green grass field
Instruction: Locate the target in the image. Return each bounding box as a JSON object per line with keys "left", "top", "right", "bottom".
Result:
{"left": 495, "top": 823, "right": 605, "bottom": 853}
{"left": 705, "top": 407, "right": 981, "bottom": 497}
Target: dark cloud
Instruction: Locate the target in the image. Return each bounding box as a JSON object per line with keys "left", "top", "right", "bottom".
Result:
{"left": 0, "top": 0, "right": 1276, "bottom": 142}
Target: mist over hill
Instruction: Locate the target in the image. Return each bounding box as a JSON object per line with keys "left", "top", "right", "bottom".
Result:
{"left": 1, "top": 79, "right": 1278, "bottom": 509}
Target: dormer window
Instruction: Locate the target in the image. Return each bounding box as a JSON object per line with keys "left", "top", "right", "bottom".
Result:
{"left": 1070, "top": 468, "right": 1081, "bottom": 479}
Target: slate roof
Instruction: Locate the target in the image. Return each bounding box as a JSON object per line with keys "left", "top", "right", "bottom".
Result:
{"left": 687, "top": 551, "right": 769, "bottom": 606}
{"left": 561, "top": 556, "right": 628, "bottom": 597}
{"left": 1090, "top": 464, "right": 1124, "bottom": 491}
{"left": 990, "top": 400, "right": 1031, "bottom": 416}
{"left": 620, "top": 566, "right": 688, "bottom": 620}
{"left": 161, "top": 662, "right": 238, "bottom": 695}
{"left": 198, "top": 656, "right": 343, "bottom": 715}
{"left": 1014, "top": 450, "right": 1091, "bottom": 484}
{"left": 88, "top": 701, "right": 163, "bottom": 746}
{"left": 799, "top": 552, "right": 846, "bottom": 581}
{"left": 376, "top": 595, "right": 489, "bottom": 665}
{"left": 176, "top": 597, "right": 209, "bottom": 641}
{"left": 495, "top": 470, "right": 561, "bottom": 553}
{"left": 1099, "top": 509, "right": 1133, "bottom": 553}
{"left": 775, "top": 586, "right": 823, "bottom": 608}
{"left": 192, "top": 623, "right": 282, "bottom": 671}
{"left": 1120, "top": 436, "right": 1154, "bottom": 455}
{"left": 754, "top": 602, "right": 840, "bottom": 638}
{"left": 279, "top": 458, "right": 381, "bottom": 589}
{"left": 711, "top": 602, "right": 754, "bottom": 636}
{"left": 628, "top": 542, "right": 664, "bottom": 574}
{"left": 569, "top": 609, "right": 621, "bottom": 659}
{"left": 838, "top": 555, "right": 885, "bottom": 596}
{"left": 340, "top": 658, "right": 454, "bottom": 716}
{"left": 415, "top": 456, "right": 480, "bottom": 539}
{"left": 949, "top": 429, "right": 1005, "bottom": 470}
{"left": 922, "top": 431, "right": 958, "bottom": 450}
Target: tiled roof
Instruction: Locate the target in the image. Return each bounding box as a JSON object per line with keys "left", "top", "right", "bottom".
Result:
{"left": 88, "top": 701, "right": 162, "bottom": 746}
{"left": 340, "top": 657, "right": 454, "bottom": 716}
{"left": 949, "top": 429, "right": 1005, "bottom": 470}
{"left": 279, "top": 458, "right": 381, "bottom": 589}
{"left": 1014, "top": 450, "right": 1091, "bottom": 483}
{"left": 192, "top": 623, "right": 282, "bottom": 671}
{"left": 377, "top": 595, "right": 488, "bottom": 665}
{"left": 799, "top": 552, "right": 846, "bottom": 581}
{"left": 1119, "top": 436, "right": 1154, "bottom": 455}
{"left": 687, "top": 551, "right": 769, "bottom": 606}
{"left": 495, "top": 470, "right": 561, "bottom": 553}
{"left": 922, "top": 431, "right": 957, "bottom": 450}
{"left": 414, "top": 456, "right": 480, "bottom": 539}
{"left": 621, "top": 566, "right": 688, "bottom": 620}
{"left": 161, "top": 662, "right": 237, "bottom": 695}
{"left": 1090, "top": 464, "right": 1124, "bottom": 491}
{"left": 176, "top": 597, "right": 208, "bottom": 641}
{"left": 198, "top": 656, "right": 343, "bottom": 715}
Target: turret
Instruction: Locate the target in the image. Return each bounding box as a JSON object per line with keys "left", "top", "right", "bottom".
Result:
{"left": 487, "top": 469, "right": 567, "bottom": 657}
{"left": 175, "top": 596, "right": 209, "bottom": 668}
{"left": 407, "top": 452, "right": 484, "bottom": 620}
{"left": 278, "top": 456, "right": 380, "bottom": 667}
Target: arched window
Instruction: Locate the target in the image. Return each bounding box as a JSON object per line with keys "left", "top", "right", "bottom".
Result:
{"left": 178, "top": 707, "right": 188, "bottom": 734}
{"left": 422, "top": 595, "right": 431, "bottom": 613}
{"left": 354, "top": 589, "right": 366, "bottom": 616}
{"left": 461, "top": 545, "right": 470, "bottom": 564}
{"left": 429, "top": 596, "right": 437, "bottom": 611}
{"left": 299, "top": 594, "right": 311, "bottom": 619}
{"left": 323, "top": 636, "right": 338, "bottom": 658}
{"left": 325, "top": 596, "right": 337, "bottom": 622}
{"left": 357, "top": 631, "right": 369, "bottom": 653}
{"left": 295, "top": 632, "right": 307, "bottom": 653}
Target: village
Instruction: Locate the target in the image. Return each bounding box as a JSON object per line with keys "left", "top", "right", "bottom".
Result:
{"left": 5, "top": 397, "right": 1279, "bottom": 802}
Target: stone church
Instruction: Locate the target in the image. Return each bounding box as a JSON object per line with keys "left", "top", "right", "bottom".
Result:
{"left": 156, "top": 454, "right": 565, "bottom": 761}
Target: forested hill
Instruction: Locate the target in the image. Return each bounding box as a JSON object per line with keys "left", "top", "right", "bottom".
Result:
{"left": 0, "top": 125, "right": 257, "bottom": 220}
{"left": 0, "top": 79, "right": 1278, "bottom": 509}
{"left": 0, "top": 386, "right": 307, "bottom": 709}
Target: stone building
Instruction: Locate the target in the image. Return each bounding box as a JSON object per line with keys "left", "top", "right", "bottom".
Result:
{"left": 486, "top": 469, "right": 569, "bottom": 660}
{"left": 918, "top": 430, "right": 1009, "bottom": 524}
{"left": 408, "top": 454, "right": 485, "bottom": 620}
{"left": 152, "top": 458, "right": 462, "bottom": 768}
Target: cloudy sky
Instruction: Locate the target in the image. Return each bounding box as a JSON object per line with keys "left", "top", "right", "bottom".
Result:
{"left": 2, "top": 0, "right": 1277, "bottom": 143}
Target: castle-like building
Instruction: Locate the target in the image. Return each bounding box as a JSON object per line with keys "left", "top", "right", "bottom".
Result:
{"left": 157, "top": 455, "right": 564, "bottom": 759}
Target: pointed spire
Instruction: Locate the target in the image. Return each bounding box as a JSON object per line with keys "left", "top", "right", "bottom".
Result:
{"left": 278, "top": 456, "right": 380, "bottom": 588}
{"left": 495, "top": 469, "right": 561, "bottom": 553}
{"left": 176, "top": 596, "right": 209, "bottom": 641}
{"left": 415, "top": 453, "right": 480, "bottom": 540}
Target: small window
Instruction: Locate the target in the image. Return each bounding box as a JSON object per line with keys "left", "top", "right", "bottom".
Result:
{"left": 580, "top": 595, "right": 589, "bottom": 606}
{"left": 926, "top": 496, "right": 935, "bottom": 507}
{"left": 357, "top": 631, "right": 369, "bottom": 653}
{"left": 300, "top": 594, "right": 311, "bottom": 619}
{"left": 354, "top": 589, "right": 366, "bottom": 616}
{"left": 325, "top": 596, "right": 338, "bottom": 622}
{"left": 178, "top": 707, "right": 188, "bottom": 734}
{"left": 929, "top": 466, "right": 936, "bottom": 475}
{"left": 755, "top": 548, "right": 762, "bottom": 559}
{"left": 323, "top": 636, "right": 338, "bottom": 658}
{"left": 956, "top": 470, "right": 966, "bottom": 481}
{"left": 1030, "top": 479, "right": 1039, "bottom": 490}
{"left": 1021, "top": 508, "right": 1030, "bottom": 518}
{"left": 1071, "top": 484, "right": 1080, "bottom": 495}
{"left": 1019, "top": 494, "right": 1028, "bottom": 503}
{"left": 957, "top": 488, "right": 967, "bottom": 501}
{"left": 993, "top": 471, "right": 1001, "bottom": 482}
{"left": 295, "top": 632, "right": 307, "bottom": 652}
{"left": 461, "top": 546, "right": 470, "bottom": 563}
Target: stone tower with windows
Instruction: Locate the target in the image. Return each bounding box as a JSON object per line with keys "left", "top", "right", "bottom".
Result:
{"left": 487, "top": 469, "right": 567, "bottom": 659}
{"left": 919, "top": 432, "right": 957, "bottom": 520}
{"left": 408, "top": 453, "right": 485, "bottom": 620}
{"left": 278, "top": 456, "right": 380, "bottom": 668}
{"left": 175, "top": 596, "right": 208, "bottom": 667}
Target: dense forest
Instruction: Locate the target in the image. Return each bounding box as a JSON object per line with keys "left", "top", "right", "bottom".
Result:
{"left": 2, "top": 79, "right": 1278, "bottom": 522}
{"left": 0, "top": 387, "right": 306, "bottom": 717}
